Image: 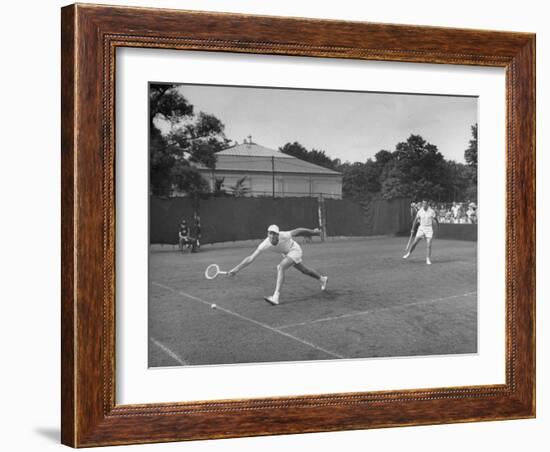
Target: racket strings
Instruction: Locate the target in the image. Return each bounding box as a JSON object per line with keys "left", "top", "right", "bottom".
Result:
{"left": 205, "top": 264, "right": 220, "bottom": 279}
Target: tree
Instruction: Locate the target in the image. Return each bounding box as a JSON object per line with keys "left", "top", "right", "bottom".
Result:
{"left": 339, "top": 158, "right": 384, "bottom": 200}
{"left": 212, "top": 177, "right": 227, "bottom": 197}
{"left": 149, "top": 84, "right": 229, "bottom": 196}
{"left": 379, "top": 165, "right": 413, "bottom": 200}
{"left": 279, "top": 142, "right": 337, "bottom": 170}
{"left": 462, "top": 124, "right": 478, "bottom": 201}
{"left": 379, "top": 134, "right": 447, "bottom": 200}
{"left": 374, "top": 149, "right": 393, "bottom": 166}
{"left": 228, "top": 177, "right": 250, "bottom": 197}
{"left": 150, "top": 84, "right": 194, "bottom": 128}
{"left": 464, "top": 124, "right": 478, "bottom": 167}
{"left": 442, "top": 160, "right": 471, "bottom": 202}
{"left": 336, "top": 131, "right": 478, "bottom": 203}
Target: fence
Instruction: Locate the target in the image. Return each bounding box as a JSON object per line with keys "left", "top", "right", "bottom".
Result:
{"left": 150, "top": 196, "right": 318, "bottom": 245}
{"left": 324, "top": 198, "right": 371, "bottom": 236}
{"left": 150, "top": 195, "right": 474, "bottom": 245}
{"left": 437, "top": 224, "right": 477, "bottom": 241}
{"left": 370, "top": 198, "right": 412, "bottom": 235}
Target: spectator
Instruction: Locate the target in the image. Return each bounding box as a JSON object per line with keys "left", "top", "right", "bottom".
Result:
{"left": 178, "top": 219, "right": 192, "bottom": 252}
{"left": 451, "top": 202, "right": 461, "bottom": 223}
{"left": 438, "top": 204, "right": 447, "bottom": 223}
{"left": 191, "top": 216, "right": 201, "bottom": 253}
{"left": 467, "top": 203, "right": 477, "bottom": 224}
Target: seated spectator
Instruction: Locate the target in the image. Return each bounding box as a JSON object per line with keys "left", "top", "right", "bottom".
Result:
{"left": 178, "top": 219, "right": 192, "bottom": 252}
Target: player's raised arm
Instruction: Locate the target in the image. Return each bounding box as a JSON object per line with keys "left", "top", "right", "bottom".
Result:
{"left": 289, "top": 228, "right": 321, "bottom": 237}
{"left": 228, "top": 248, "right": 262, "bottom": 275}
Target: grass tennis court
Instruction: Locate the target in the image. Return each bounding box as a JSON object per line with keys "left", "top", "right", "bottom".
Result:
{"left": 148, "top": 236, "right": 477, "bottom": 367}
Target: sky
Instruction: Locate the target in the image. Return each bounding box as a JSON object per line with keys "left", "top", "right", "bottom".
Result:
{"left": 167, "top": 83, "right": 477, "bottom": 164}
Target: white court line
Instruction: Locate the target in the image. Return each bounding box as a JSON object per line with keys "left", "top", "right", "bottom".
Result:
{"left": 278, "top": 292, "right": 477, "bottom": 330}
{"left": 150, "top": 337, "right": 188, "bottom": 366}
{"left": 152, "top": 282, "right": 345, "bottom": 359}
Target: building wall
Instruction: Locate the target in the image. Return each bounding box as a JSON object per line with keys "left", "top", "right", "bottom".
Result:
{"left": 201, "top": 170, "right": 342, "bottom": 198}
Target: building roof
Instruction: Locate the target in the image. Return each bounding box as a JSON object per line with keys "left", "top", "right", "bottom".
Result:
{"left": 217, "top": 142, "right": 294, "bottom": 159}
{"left": 197, "top": 142, "right": 341, "bottom": 176}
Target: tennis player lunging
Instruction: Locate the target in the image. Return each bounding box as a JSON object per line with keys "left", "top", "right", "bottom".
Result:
{"left": 228, "top": 225, "right": 328, "bottom": 305}
{"left": 403, "top": 200, "right": 438, "bottom": 265}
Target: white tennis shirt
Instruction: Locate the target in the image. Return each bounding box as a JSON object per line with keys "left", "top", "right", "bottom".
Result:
{"left": 417, "top": 208, "right": 436, "bottom": 228}
{"left": 257, "top": 231, "right": 301, "bottom": 254}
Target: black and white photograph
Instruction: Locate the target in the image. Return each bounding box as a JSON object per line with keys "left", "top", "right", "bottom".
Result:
{"left": 3, "top": 0, "right": 543, "bottom": 450}
{"left": 148, "top": 82, "right": 479, "bottom": 367}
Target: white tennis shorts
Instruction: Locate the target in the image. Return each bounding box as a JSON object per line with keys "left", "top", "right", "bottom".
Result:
{"left": 285, "top": 246, "right": 303, "bottom": 264}
{"left": 416, "top": 226, "right": 434, "bottom": 239}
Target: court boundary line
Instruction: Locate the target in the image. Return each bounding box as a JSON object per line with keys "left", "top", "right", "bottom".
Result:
{"left": 150, "top": 337, "right": 189, "bottom": 366}
{"left": 278, "top": 292, "right": 477, "bottom": 330}
{"left": 152, "top": 282, "right": 345, "bottom": 360}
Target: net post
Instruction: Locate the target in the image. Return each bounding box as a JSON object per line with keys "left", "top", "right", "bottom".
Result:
{"left": 317, "top": 194, "right": 326, "bottom": 242}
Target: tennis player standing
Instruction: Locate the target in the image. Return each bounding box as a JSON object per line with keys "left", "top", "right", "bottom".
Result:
{"left": 403, "top": 200, "right": 439, "bottom": 265}
{"left": 228, "top": 225, "right": 328, "bottom": 305}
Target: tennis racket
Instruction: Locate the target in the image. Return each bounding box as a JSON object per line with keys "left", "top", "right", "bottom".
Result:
{"left": 405, "top": 221, "right": 420, "bottom": 250}
{"left": 405, "top": 229, "right": 415, "bottom": 251}
{"left": 204, "top": 264, "right": 229, "bottom": 280}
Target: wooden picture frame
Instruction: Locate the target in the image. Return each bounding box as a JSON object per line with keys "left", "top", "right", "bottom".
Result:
{"left": 61, "top": 3, "right": 535, "bottom": 447}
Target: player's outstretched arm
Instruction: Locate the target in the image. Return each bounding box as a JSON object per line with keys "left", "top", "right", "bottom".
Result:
{"left": 229, "top": 249, "right": 261, "bottom": 275}
{"left": 289, "top": 228, "right": 321, "bottom": 237}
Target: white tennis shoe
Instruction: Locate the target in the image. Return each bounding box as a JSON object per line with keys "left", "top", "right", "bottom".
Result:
{"left": 264, "top": 292, "right": 280, "bottom": 305}
{"left": 426, "top": 258, "right": 432, "bottom": 265}
{"left": 320, "top": 276, "right": 328, "bottom": 291}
